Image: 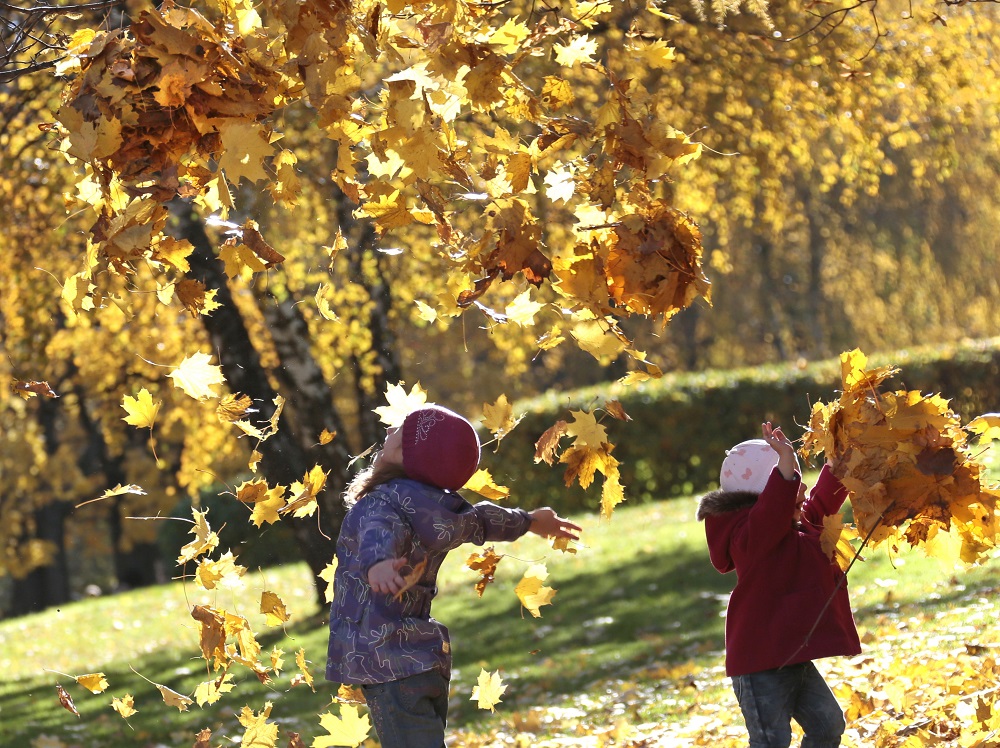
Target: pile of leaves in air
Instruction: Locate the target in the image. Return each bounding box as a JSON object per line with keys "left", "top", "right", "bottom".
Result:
{"left": 801, "top": 349, "right": 1000, "bottom": 564}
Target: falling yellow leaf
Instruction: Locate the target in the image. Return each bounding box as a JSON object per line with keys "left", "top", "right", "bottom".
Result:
{"left": 471, "top": 668, "right": 507, "bottom": 712}
{"left": 504, "top": 290, "right": 545, "bottom": 326}
{"left": 314, "top": 704, "right": 372, "bottom": 748}
{"left": 482, "top": 394, "right": 521, "bottom": 441}
{"left": 320, "top": 560, "right": 337, "bottom": 604}
{"left": 168, "top": 352, "right": 225, "bottom": 401}
{"left": 177, "top": 509, "right": 219, "bottom": 565}
{"left": 319, "top": 429, "right": 337, "bottom": 444}
{"left": 566, "top": 410, "right": 609, "bottom": 448}
{"left": 121, "top": 388, "right": 160, "bottom": 429}
{"left": 464, "top": 469, "right": 510, "bottom": 501}
{"left": 238, "top": 701, "right": 278, "bottom": 747}
{"left": 260, "top": 591, "right": 290, "bottom": 627}
{"left": 374, "top": 381, "right": 427, "bottom": 427}
{"left": 76, "top": 673, "right": 109, "bottom": 694}
{"left": 466, "top": 546, "right": 503, "bottom": 597}
{"left": 553, "top": 35, "right": 599, "bottom": 66}
{"left": 194, "top": 674, "right": 234, "bottom": 706}
{"left": 293, "top": 648, "right": 314, "bottom": 691}
{"left": 968, "top": 413, "right": 1000, "bottom": 442}
{"left": 515, "top": 563, "right": 556, "bottom": 618}
{"left": 111, "top": 693, "right": 137, "bottom": 718}
{"left": 196, "top": 551, "right": 247, "bottom": 591}
{"left": 156, "top": 683, "right": 193, "bottom": 712}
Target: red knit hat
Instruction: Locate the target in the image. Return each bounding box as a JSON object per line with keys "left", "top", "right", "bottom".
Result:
{"left": 402, "top": 405, "right": 481, "bottom": 490}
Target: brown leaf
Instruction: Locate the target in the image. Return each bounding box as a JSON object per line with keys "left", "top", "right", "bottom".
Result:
{"left": 393, "top": 558, "right": 428, "bottom": 600}
{"left": 57, "top": 684, "right": 80, "bottom": 716}
{"left": 12, "top": 379, "right": 59, "bottom": 399}
{"left": 466, "top": 546, "right": 503, "bottom": 597}
{"left": 242, "top": 222, "right": 285, "bottom": 267}
{"left": 193, "top": 728, "right": 213, "bottom": 748}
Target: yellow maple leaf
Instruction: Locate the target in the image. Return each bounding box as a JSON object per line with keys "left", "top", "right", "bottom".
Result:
{"left": 515, "top": 563, "right": 556, "bottom": 618}
{"left": 177, "top": 509, "right": 219, "bottom": 565}
{"left": 251, "top": 485, "right": 286, "bottom": 527}
{"left": 601, "top": 468, "right": 626, "bottom": 520}
{"left": 374, "top": 381, "right": 427, "bottom": 427}
{"left": 218, "top": 121, "right": 273, "bottom": 185}
{"left": 336, "top": 684, "right": 365, "bottom": 704}
{"left": 260, "top": 591, "right": 290, "bottom": 627}
{"left": 314, "top": 704, "right": 372, "bottom": 748}
{"left": 283, "top": 465, "right": 328, "bottom": 518}
{"left": 238, "top": 701, "right": 278, "bottom": 748}
{"left": 270, "top": 647, "right": 285, "bottom": 674}
{"left": 156, "top": 683, "right": 193, "bottom": 712}
{"left": 504, "top": 290, "right": 545, "bottom": 327}
{"left": 217, "top": 393, "right": 253, "bottom": 423}
{"left": 489, "top": 17, "right": 530, "bottom": 53}
{"left": 553, "top": 35, "right": 599, "bottom": 67}
{"left": 464, "top": 469, "right": 510, "bottom": 501}
{"left": 466, "top": 546, "right": 503, "bottom": 597}
{"left": 196, "top": 551, "right": 247, "bottom": 591}
{"left": 543, "top": 163, "right": 576, "bottom": 204}
{"left": 111, "top": 694, "right": 137, "bottom": 718}
{"left": 194, "top": 674, "right": 234, "bottom": 706}
{"left": 566, "top": 410, "right": 609, "bottom": 448}
{"left": 482, "top": 394, "right": 521, "bottom": 441}
{"left": 968, "top": 413, "right": 1000, "bottom": 442}
{"left": 471, "top": 668, "right": 508, "bottom": 712}
{"left": 168, "top": 352, "right": 225, "bottom": 401}
{"left": 293, "top": 648, "right": 314, "bottom": 691}
{"left": 320, "top": 560, "right": 337, "bottom": 604}
{"left": 75, "top": 673, "right": 109, "bottom": 694}
{"left": 121, "top": 388, "right": 161, "bottom": 429}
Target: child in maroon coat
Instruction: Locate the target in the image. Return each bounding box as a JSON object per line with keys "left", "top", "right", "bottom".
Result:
{"left": 697, "top": 422, "right": 861, "bottom": 747}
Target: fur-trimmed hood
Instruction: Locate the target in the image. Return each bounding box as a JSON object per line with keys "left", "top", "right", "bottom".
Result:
{"left": 696, "top": 489, "right": 758, "bottom": 521}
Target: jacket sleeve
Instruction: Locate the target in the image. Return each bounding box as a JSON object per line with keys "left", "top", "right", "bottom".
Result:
{"left": 356, "top": 496, "right": 411, "bottom": 574}
{"left": 799, "top": 464, "right": 849, "bottom": 533}
{"left": 473, "top": 502, "right": 533, "bottom": 544}
{"left": 734, "top": 467, "right": 800, "bottom": 559}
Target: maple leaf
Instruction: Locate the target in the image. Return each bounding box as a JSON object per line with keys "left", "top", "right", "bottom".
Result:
{"left": 314, "top": 704, "right": 372, "bottom": 748}
{"left": 374, "top": 381, "right": 428, "bottom": 426}
{"left": 168, "top": 352, "right": 225, "bottom": 401}
{"left": 193, "top": 728, "right": 213, "bottom": 748}
{"left": 482, "top": 394, "right": 522, "bottom": 443}
{"left": 466, "top": 546, "right": 503, "bottom": 596}
{"left": 504, "top": 290, "right": 545, "bottom": 327}
{"left": 293, "top": 648, "right": 314, "bottom": 691}
{"left": 194, "top": 674, "right": 234, "bottom": 706}
{"left": 566, "top": 410, "right": 609, "bottom": 448}
{"left": 75, "top": 673, "right": 109, "bottom": 694}
{"left": 260, "top": 591, "right": 290, "bottom": 627}
{"left": 57, "top": 685, "right": 79, "bottom": 717}
{"left": 336, "top": 683, "right": 365, "bottom": 704}
{"left": 238, "top": 702, "right": 278, "bottom": 747}
{"left": 320, "top": 560, "right": 338, "bottom": 604}
{"left": 156, "top": 683, "right": 194, "bottom": 712}
{"left": 218, "top": 122, "right": 273, "bottom": 185}
{"left": 121, "top": 388, "right": 160, "bottom": 429}
{"left": 471, "top": 669, "right": 508, "bottom": 712}
{"left": 554, "top": 35, "right": 599, "bottom": 67}
{"left": 11, "top": 379, "right": 58, "bottom": 399}
{"left": 604, "top": 400, "right": 632, "bottom": 421}
{"left": 515, "top": 563, "right": 556, "bottom": 618}
{"left": 196, "top": 553, "right": 246, "bottom": 592}
{"left": 111, "top": 694, "right": 137, "bottom": 718}
{"left": 283, "top": 465, "right": 328, "bottom": 518}
{"left": 192, "top": 605, "right": 227, "bottom": 664}
{"left": 217, "top": 393, "right": 254, "bottom": 423}
{"left": 177, "top": 509, "right": 219, "bottom": 565}
{"left": 968, "top": 413, "right": 1000, "bottom": 442}
{"left": 319, "top": 429, "right": 337, "bottom": 445}
{"left": 463, "top": 469, "right": 510, "bottom": 501}
{"left": 393, "top": 558, "right": 428, "bottom": 600}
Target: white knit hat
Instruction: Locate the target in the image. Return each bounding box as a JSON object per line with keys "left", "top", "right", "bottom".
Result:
{"left": 720, "top": 439, "right": 778, "bottom": 493}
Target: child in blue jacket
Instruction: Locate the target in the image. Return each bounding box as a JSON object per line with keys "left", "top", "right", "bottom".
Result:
{"left": 326, "top": 404, "right": 580, "bottom": 748}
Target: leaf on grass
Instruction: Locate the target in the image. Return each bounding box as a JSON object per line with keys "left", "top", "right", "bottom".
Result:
{"left": 75, "top": 673, "right": 109, "bottom": 694}
{"left": 121, "top": 388, "right": 160, "bottom": 428}
{"left": 466, "top": 546, "right": 503, "bottom": 597}
{"left": 471, "top": 668, "right": 507, "bottom": 712}
{"left": 314, "top": 704, "right": 372, "bottom": 748}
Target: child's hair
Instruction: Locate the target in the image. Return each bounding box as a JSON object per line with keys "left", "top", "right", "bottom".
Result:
{"left": 343, "top": 459, "right": 408, "bottom": 507}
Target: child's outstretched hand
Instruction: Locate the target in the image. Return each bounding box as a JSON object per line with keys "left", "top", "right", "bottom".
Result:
{"left": 762, "top": 421, "right": 799, "bottom": 481}
{"left": 368, "top": 557, "right": 408, "bottom": 595}
{"left": 528, "top": 508, "right": 582, "bottom": 541}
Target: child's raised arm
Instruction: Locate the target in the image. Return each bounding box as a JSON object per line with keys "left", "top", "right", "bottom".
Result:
{"left": 527, "top": 508, "right": 582, "bottom": 541}
{"left": 761, "top": 422, "right": 799, "bottom": 481}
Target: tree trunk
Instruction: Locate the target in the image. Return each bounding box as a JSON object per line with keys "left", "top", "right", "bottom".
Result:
{"left": 8, "top": 397, "right": 71, "bottom": 615}
{"left": 174, "top": 200, "right": 352, "bottom": 610}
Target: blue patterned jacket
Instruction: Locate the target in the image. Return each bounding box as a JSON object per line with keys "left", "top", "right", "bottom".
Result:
{"left": 325, "top": 478, "right": 532, "bottom": 685}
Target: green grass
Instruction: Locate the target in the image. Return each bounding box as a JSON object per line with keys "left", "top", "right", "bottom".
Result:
{"left": 3, "top": 462, "right": 1000, "bottom": 747}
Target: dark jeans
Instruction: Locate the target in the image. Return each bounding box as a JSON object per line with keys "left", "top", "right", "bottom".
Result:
{"left": 732, "top": 661, "right": 846, "bottom": 747}
{"left": 361, "top": 670, "right": 449, "bottom": 748}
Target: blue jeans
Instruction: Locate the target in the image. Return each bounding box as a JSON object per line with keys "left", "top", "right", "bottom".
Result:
{"left": 361, "top": 670, "right": 449, "bottom": 748}
{"left": 732, "top": 662, "right": 846, "bottom": 747}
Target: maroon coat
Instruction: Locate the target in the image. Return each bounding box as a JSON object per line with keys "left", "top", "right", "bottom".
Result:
{"left": 697, "top": 465, "right": 861, "bottom": 676}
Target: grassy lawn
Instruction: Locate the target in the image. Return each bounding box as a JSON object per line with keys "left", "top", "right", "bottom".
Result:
{"left": 2, "top": 461, "right": 999, "bottom": 747}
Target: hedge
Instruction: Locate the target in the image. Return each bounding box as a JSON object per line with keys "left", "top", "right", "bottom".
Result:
{"left": 480, "top": 337, "right": 1000, "bottom": 514}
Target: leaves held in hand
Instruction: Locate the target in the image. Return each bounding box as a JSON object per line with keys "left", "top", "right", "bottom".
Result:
{"left": 802, "top": 349, "right": 1000, "bottom": 564}
{"left": 393, "top": 558, "right": 428, "bottom": 601}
